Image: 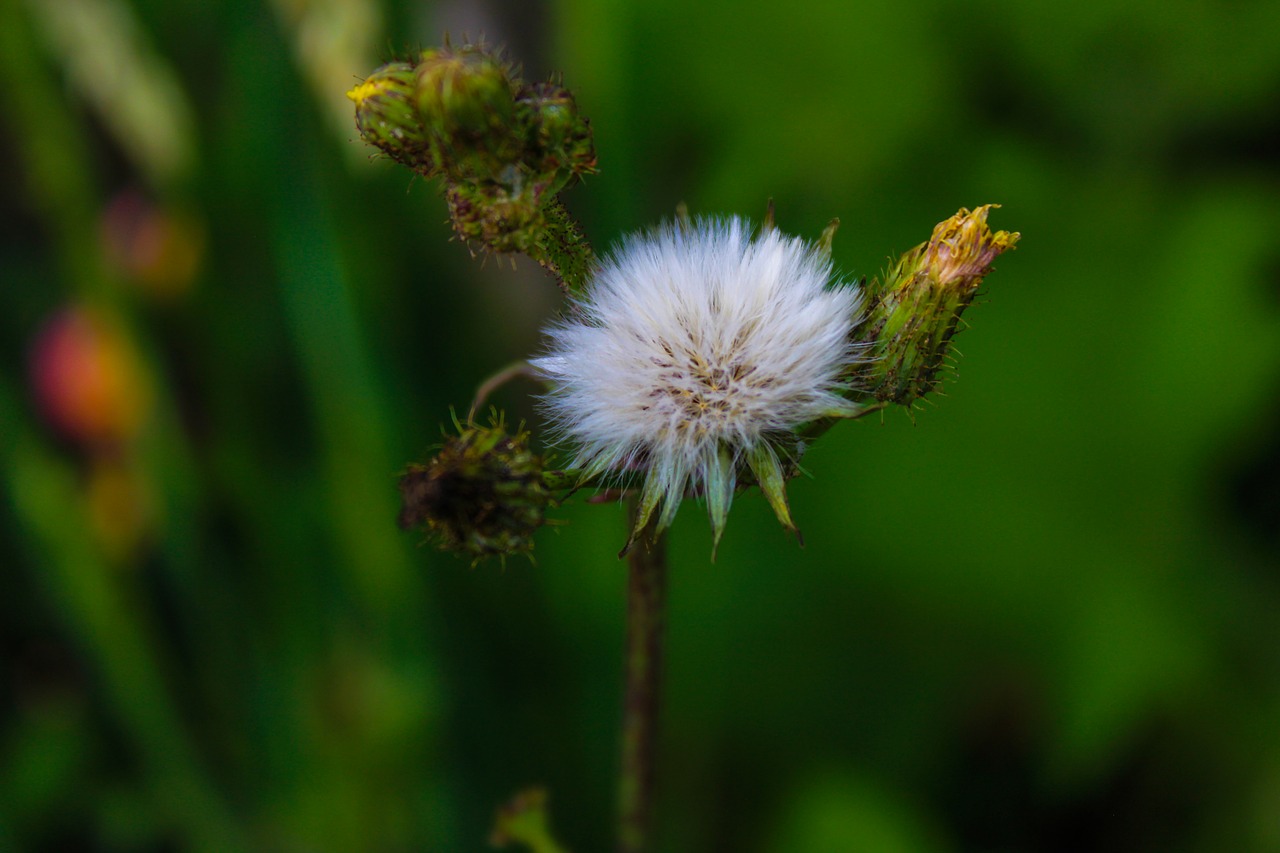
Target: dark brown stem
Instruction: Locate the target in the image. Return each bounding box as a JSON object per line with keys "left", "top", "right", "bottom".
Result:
{"left": 617, "top": 497, "right": 669, "bottom": 853}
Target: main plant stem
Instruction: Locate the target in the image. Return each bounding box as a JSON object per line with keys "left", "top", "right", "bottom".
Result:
{"left": 617, "top": 497, "right": 669, "bottom": 853}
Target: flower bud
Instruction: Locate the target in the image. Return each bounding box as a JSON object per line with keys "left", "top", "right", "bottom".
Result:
{"left": 415, "top": 45, "right": 519, "bottom": 180}
{"left": 346, "top": 62, "right": 437, "bottom": 175}
{"left": 444, "top": 182, "right": 546, "bottom": 254}
{"left": 858, "top": 205, "right": 1019, "bottom": 405}
{"left": 29, "top": 308, "right": 151, "bottom": 448}
{"left": 515, "top": 82, "right": 597, "bottom": 190}
{"left": 397, "top": 418, "right": 554, "bottom": 562}
{"left": 100, "top": 190, "right": 206, "bottom": 300}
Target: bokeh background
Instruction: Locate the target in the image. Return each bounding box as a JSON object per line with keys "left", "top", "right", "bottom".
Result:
{"left": 3, "top": 0, "right": 1280, "bottom": 850}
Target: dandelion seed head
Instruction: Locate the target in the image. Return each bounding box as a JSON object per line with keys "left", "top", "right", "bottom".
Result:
{"left": 533, "top": 216, "right": 865, "bottom": 548}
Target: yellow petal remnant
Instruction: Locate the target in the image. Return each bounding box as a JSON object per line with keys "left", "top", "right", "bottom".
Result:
{"left": 924, "top": 204, "right": 1021, "bottom": 290}
{"left": 345, "top": 79, "right": 379, "bottom": 104}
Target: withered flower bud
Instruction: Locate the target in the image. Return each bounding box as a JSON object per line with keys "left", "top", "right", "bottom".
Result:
{"left": 398, "top": 418, "right": 554, "bottom": 562}
{"left": 858, "top": 205, "right": 1019, "bottom": 405}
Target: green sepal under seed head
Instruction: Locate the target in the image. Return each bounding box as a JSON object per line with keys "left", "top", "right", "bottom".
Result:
{"left": 745, "top": 444, "right": 798, "bottom": 539}
{"left": 397, "top": 416, "right": 554, "bottom": 563}
{"left": 816, "top": 217, "right": 840, "bottom": 259}
{"left": 857, "top": 204, "right": 1019, "bottom": 406}
{"left": 415, "top": 45, "right": 520, "bottom": 181}
{"left": 705, "top": 445, "right": 736, "bottom": 559}
{"left": 760, "top": 198, "right": 777, "bottom": 233}
{"left": 623, "top": 472, "right": 664, "bottom": 558}
{"left": 347, "top": 62, "right": 438, "bottom": 175}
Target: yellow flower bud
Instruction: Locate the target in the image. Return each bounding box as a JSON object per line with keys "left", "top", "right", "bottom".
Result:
{"left": 347, "top": 62, "right": 437, "bottom": 174}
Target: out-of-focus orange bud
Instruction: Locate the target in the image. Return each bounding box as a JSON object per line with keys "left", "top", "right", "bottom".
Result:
{"left": 29, "top": 308, "right": 151, "bottom": 448}
{"left": 100, "top": 190, "right": 204, "bottom": 299}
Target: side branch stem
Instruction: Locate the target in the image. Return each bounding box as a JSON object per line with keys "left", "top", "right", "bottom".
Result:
{"left": 467, "top": 360, "right": 538, "bottom": 423}
{"left": 617, "top": 497, "right": 669, "bottom": 853}
{"left": 529, "top": 199, "right": 595, "bottom": 297}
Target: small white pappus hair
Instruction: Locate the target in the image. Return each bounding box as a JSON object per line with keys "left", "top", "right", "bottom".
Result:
{"left": 533, "top": 215, "right": 867, "bottom": 554}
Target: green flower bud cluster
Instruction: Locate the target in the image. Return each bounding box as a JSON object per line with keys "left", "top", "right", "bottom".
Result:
{"left": 397, "top": 417, "right": 560, "bottom": 563}
{"left": 348, "top": 43, "right": 597, "bottom": 264}
{"left": 856, "top": 205, "right": 1019, "bottom": 406}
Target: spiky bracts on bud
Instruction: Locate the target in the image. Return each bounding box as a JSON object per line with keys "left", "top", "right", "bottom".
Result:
{"left": 856, "top": 205, "right": 1019, "bottom": 406}
{"left": 515, "top": 82, "right": 597, "bottom": 193}
{"left": 348, "top": 42, "right": 597, "bottom": 292}
{"left": 397, "top": 418, "right": 557, "bottom": 563}
{"left": 414, "top": 46, "right": 521, "bottom": 180}
{"left": 445, "top": 183, "right": 546, "bottom": 254}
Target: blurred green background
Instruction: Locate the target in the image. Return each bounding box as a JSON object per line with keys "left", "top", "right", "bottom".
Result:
{"left": 3, "top": 0, "right": 1279, "bottom": 850}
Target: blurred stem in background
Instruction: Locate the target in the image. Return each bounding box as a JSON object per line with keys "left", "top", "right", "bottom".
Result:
{"left": 0, "top": 0, "right": 107, "bottom": 298}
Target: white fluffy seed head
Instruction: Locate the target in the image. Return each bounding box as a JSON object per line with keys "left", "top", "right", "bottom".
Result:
{"left": 533, "top": 216, "right": 865, "bottom": 546}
